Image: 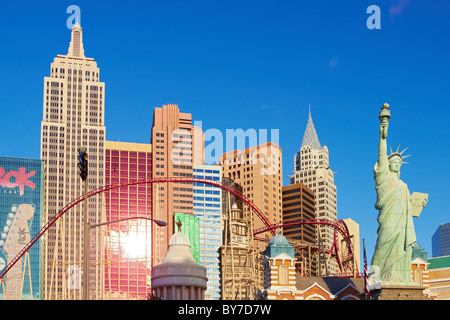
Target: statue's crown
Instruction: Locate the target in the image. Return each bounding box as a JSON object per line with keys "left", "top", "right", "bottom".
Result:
{"left": 388, "top": 145, "right": 410, "bottom": 164}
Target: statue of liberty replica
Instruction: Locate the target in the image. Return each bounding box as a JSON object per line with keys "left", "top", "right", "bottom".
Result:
{"left": 371, "top": 103, "right": 428, "bottom": 293}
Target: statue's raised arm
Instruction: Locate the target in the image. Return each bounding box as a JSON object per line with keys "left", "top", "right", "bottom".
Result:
{"left": 378, "top": 103, "right": 390, "bottom": 168}
{"left": 371, "top": 102, "right": 421, "bottom": 286}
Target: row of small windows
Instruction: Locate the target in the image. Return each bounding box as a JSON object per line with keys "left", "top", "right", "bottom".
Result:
{"left": 318, "top": 204, "right": 337, "bottom": 212}
{"left": 283, "top": 193, "right": 315, "bottom": 206}
{"left": 194, "top": 189, "right": 220, "bottom": 195}
{"left": 48, "top": 82, "right": 102, "bottom": 91}
{"left": 284, "top": 229, "right": 315, "bottom": 240}
{"left": 194, "top": 208, "right": 221, "bottom": 214}
{"left": 194, "top": 214, "right": 221, "bottom": 220}
{"left": 42, "top": 126, "right": 103, "bottom": 135}
{"left": 194, "top": 182, "right": 218, "bottom": 187}
{"left": 283, "top": 201, "right": 315, "bottom": 211}
{"left": 194, "top": 202, "right": 221, "bottom": 208}
{"left": 193, "top": 168, "right": 221, "bottom": 174}
{"left": 193, "top": 175, "right": 220, "bottom": 181}
{"left": 47, "top": 91, "right": 102, "bottom": 100}
{"left": 51, "top": 68, "right": 99, "bottom": 80}
{"left": 199, "top": 227, "right": 221, "bottom": 233}
{"left": 194, "top": 196, "right": 221, "bottom": 202}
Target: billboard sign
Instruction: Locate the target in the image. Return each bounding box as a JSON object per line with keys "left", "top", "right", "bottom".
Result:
{"left": 0, "top": 157, "right": 43, "bottom": 300}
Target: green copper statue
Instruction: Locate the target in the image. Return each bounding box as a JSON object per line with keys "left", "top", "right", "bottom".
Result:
{"left": 371, "top": 103, "right": 428, "bottom": 285}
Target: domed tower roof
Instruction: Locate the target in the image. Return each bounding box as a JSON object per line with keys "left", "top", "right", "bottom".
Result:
{"left": 160, "top": 230, "right": 197, "bottom": 265}
{"left": 151, "top": 225, "right": 208, "bottom": 300}
{"left": 268, "top": 233, "right": 292, "bottom": 247}
{"left": 412, "top": 241, "right": 428, "bottom": 262}
{"left": 265, "top": 229, "right": 295, "bottom": 259}
{"left": 169, "top": 231, "right": 192, "bottom": 246}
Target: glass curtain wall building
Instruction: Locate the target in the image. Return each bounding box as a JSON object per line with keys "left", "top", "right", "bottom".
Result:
{"left": 104, "top": 141, "right": 153, "bottom": 300}
{"left": 193, "top": 165, "right": 222, "bottom": 300}
{"left": 0, "top": 157, "right": 43, "bottom": 300}
{"left": 432, "top": 223, "right": 450, "bottom": 257}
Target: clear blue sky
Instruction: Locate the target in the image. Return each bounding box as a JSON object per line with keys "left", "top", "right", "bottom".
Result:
{"left": 1, "top": 0, "right": 449, "bottom": 268}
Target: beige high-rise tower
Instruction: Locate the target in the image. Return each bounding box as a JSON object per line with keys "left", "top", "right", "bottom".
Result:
{"left": 218, "top": 142, "right": 283, "bottom": 250}
{"left": 290, "top": 109, "right": 338, "bottom": 275}
{"left": 40, "top": 24, "right": 106, "bottom": 299}
{"left": 151, "top": 104, "right": 204, "bottom": 266}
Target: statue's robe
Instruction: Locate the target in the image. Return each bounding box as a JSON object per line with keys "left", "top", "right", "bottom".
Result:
{"left": 372, "top": 156, "right": 416, "bottom": 284}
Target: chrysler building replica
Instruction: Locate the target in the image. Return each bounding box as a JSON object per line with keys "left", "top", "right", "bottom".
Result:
{"left": 290, "top": 109, "right": 338, "bottom": 275}
{"left": 40, "top": 23, "right": 106, "bottom": 299}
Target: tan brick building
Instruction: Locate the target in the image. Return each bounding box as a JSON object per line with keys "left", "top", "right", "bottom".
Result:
{"left": 218, "top": 142, "right": 282, "bottom": 250}
{"left": 151, "top": 104, "right": 203, "bottom": 265}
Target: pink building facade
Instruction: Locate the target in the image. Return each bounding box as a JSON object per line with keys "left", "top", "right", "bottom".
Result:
{"left": 104, "top": 141, "right": 153, "bottom": 299}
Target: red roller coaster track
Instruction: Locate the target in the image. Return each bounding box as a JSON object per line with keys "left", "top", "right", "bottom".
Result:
{"left": 0, "top": 176, "right": 358, "bottom": 281}
{"left": 255, "top": 219, "right": 359, "bottom": 276}
{"left": 0, "top": 177, "right": 273, "bottom": 280}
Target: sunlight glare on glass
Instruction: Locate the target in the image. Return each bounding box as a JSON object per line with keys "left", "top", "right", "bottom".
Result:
{"left": 122, "top": 232, "right": 150, "bottom": 259}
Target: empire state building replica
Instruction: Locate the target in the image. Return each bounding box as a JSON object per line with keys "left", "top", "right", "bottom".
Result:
{"left": 40, "top": 23, "right": 106, "bottom": 299}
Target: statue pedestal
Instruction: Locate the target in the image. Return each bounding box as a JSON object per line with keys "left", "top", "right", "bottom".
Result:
{"left": 370, "top": 284, "right": 432, "bottom": 300}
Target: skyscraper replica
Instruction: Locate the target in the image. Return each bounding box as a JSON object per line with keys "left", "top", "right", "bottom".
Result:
{"left": 40, "top": 24, "right": 106, "bottom": 299}
{"left": 281, "top": 183, "right": 317, "bottom": 276}
{"left": 104, "top": 141, "right": 153, "bottom": 300}
{"left": 151, "top": 104, "right": 203, "bottom": 266}
{"left": 290, "top": 110, "right": 338, "bottom": 275}
{"left": 193, "top": 165, "right": 223, "bottom": 300}
{"left": 218, "top": 142, "right": 283, "bottom": 250}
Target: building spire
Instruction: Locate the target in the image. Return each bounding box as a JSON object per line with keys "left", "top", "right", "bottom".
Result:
{"left": 67, "top": 23, "right": 85, "bottom": 58}
{"left": 300, "top": 106, "right": 321, "bottom": 149}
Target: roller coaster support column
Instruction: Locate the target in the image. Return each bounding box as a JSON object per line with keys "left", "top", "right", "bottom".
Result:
{"left": 78, "top": 148, "right": 89, "bottom": 300}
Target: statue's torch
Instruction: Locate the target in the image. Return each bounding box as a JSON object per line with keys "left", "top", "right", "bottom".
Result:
{"left": 379, "top": 103, "right": 390, "bottom": 139}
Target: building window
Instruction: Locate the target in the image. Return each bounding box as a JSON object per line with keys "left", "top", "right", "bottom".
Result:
{"left": 414, "top": 269, "right": 422, "bottom": 285}
{"left": 279, "top": 265, "right": 287, "bottom": 285}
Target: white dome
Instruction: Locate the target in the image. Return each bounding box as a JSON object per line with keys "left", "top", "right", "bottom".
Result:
{"left": 151, "top": 230, "right": 208, "bottom": 300}
{"left": 169, "top": 231, "right": 191, "bottom": 246}
{"left": 160, "top": 231, "right": 197, "bottom": 265}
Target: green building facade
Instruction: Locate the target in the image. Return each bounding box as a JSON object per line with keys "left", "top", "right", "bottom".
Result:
{"left": 174, "top": 212, "right": 200, "bottom": 263}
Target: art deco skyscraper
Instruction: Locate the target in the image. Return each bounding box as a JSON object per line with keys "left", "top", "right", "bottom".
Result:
{"left": 290, "top": 109, "right": 338, "bottom": 275}
{"left": 40, "top": 24, "right": 105, "bottom": 299}
{"left": 151, "top": 104, "right": 203, "bottom": 266}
